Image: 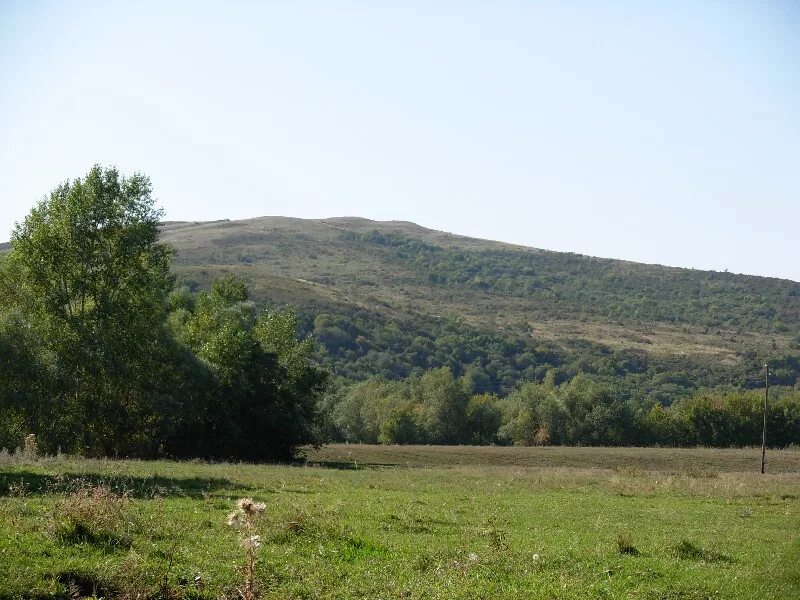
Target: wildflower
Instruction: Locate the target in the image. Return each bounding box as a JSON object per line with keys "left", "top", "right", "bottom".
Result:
{"left": 227, "top": 501, "right": 264, "bottom": 600}
{"left": 467, "top": 552, "right": 479, "bottom": 562}
{"left": 237, "top": 498, "right": 266, "bottom": 516}
{"left": 532, "top": 553, "right": 540, "bottom": 561}
{"left": 243, "top": 535, "right": 261, "bottom": 550}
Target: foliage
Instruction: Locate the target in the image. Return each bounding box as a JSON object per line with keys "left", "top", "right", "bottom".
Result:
{"left": 320, "top": 370, "right": 800, "bottom": 448}
{"left": 0, "top": 167, "right": 327, "bottom": 460}
{"left": 167, "top": 276, "right": 328, "bottom": 460}
{"left": 413, "top": 368, "right": 470, "bottom": 444}
{"left": 2, "top": 165, "right": 173, "bottom": 456}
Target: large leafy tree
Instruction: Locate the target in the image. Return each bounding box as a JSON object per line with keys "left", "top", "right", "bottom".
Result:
{"left": 4, "top": 165, "right": 173, "bottom": 455}
{"left": 10, "top": 165, "right": 172, "bottom": 344}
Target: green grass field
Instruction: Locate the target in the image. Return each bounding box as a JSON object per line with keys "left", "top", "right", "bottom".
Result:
{"left": 1, "top": 446, "right": 798, "bottom": 599}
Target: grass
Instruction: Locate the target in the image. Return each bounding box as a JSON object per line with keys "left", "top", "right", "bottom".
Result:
{"left": 1, "top": 446, "right": 798, "bottom": 599}
{"left": 305, "top": 443, "right": 800, "bottom": 473}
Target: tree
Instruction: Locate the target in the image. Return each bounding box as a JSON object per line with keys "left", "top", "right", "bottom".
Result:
{"left": 4, "top": 165, "right": 173, "bottom": 455}
{"left": 466, "top": 393, "right": 502, "bottom": 445}
{"left": 414, "top": 367, "right": 469, "bottom": 444}
{"left": 498, "top": 382, "right": 550, "bottom": 445}
{"left": 10, "top": 166, "right": 172, "bottom": 343}
{"left": 169, "top": 275, "right": 328, "bottom": 459}
{"left": 2, "top": 167, "right": 329, "bottom": 460}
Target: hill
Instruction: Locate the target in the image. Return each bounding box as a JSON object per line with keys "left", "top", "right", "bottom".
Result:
{"left": 161, "top": 216, "right": 799, "bottom": 400}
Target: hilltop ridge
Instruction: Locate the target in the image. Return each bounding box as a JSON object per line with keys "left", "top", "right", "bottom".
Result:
{"left": 164, "top": 216, "right": 798, "bottom": 279}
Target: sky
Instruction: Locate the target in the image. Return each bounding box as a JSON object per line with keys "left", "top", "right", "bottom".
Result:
{"left": 1, "top": 1, "right": 798, "bottom": 281}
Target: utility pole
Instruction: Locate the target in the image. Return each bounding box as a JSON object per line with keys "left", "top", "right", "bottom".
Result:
{"left": 760, "top": 362, "right": 769, "bottom": 474}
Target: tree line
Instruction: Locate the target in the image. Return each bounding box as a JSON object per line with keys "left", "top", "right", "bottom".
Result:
{"left": 319, "top": 368, "right": 800, "bottom": 448}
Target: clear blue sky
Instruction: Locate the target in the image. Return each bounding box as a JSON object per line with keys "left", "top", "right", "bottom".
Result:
{"left": 1, "top": 1, "right": 798, "bottom": 280}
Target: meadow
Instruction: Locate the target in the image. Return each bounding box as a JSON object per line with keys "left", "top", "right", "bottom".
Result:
{"left": 1, "top": 445, "right": 798, "bottom": 599}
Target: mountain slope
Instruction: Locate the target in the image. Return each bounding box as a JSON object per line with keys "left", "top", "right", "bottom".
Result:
{"left": 163, "top": 216, "right": 799, "bottom": 395}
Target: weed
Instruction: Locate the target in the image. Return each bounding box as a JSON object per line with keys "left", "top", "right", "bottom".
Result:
{"left": 337, "top": 536, "right": 388, "bottom": 562}
{"left": 482, "top": 520, "right": 509, "bottom": 552}
{"left": 7, "top": 480, "right": 30, "bottom": 497}
{"left": 110, "top": 551, "right": 151, "bottom": 600}
{"left": 615, "top": 466, "right": 643, "bottom": 477}
{"left": 227, "top": 498, "right": 266, "bottom": 600}
{"left": 56, "top": 570, "right": 109, "bottom": 599}
{"left": 685, "top": 468, "right": 718, "bottom": 479}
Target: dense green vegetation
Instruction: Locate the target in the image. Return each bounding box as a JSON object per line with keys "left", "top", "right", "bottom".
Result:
{"left": 0, "top": 166, "right": 326, "bottom": 459}
{"left": 318, "top": 367, "right": 800, "bottom": 448}
{"left": 1, "top": 452, "right": 798, "bottom": 599}
{"left": 165, "top": 217, "right": 800, "bottom": 402}
{"left": 297, "top": 305, "right": 800, "bottom": 399}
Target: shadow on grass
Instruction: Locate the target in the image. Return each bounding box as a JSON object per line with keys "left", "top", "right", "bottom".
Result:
{"left": 304, "top": 460, "right": 406, "bottom": 470}
{"left": 0, "top": 470, "right": 245, "bottom": 499}
{"left": 673, "top": 540, "right": 735, "bottom": 564}
{"left": 55, "top": 520, "right": 134, "bottom": 553}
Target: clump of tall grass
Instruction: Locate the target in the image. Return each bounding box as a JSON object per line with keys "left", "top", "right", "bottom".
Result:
{"left": 482, "top": 520, "right": 509, "bottom": 552}
{"left": 266, "top": 504, "right": 339, "bottom": 544}
{"left": 52, "top": 484, "right": 132, "bottom": 549}
{"left": 615, "top": 533, "right": 639, "bottom": 556}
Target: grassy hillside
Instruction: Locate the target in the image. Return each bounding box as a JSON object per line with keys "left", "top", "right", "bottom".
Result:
{"left": 161, "top": 216, "right": 799, "bottom": 397}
